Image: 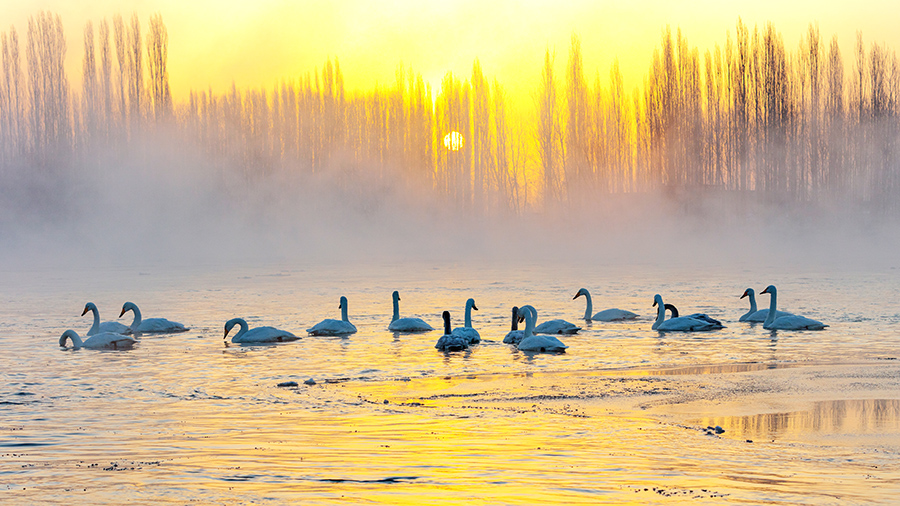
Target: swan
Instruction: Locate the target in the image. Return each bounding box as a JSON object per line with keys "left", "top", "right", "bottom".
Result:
{"left": 739, "top": 288, "right": 793, "bottom": 322}
{"left": 435, "top": 311, "right": 469, "bottom": 351}
{"left": 760, "top": 286, "right": 828, "bottom": 330}
{"left": 503, "top": 306, "right": 526, "bottom": 344}
{"left": 225, "top": 317, "right": 299, "bottom": 343}
{"left": 307, "top": 296, "right": 358, "bottom": 336}
{"left": 83, "top": 302, "right": 130, "bottom": 336}
{"left": 59, "top": 329, "right": 135, "bottom": 350}
{"left": 517, "top": 305, "right": 568, "bottom": 352}
{"left": 659, "top": 302, "right": 724, "bottom": 328}
{"left": 388, "top": 291, "right": 434, "bottom": 332}
{"left": 119, "top": 302, "right": 188, "bottom": 334}
{"left": 450, "top": 298, "right": 480, "bottom": 344}
{"left": 573, "top": 288, "right": 639, "bottom": 321}
{"left": 651, "top": 295, "right": 722, "bottom": 331}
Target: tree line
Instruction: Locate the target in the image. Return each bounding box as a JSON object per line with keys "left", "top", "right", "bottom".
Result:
{"left": 2, "top": 13, "right": 899, "bottom": 217}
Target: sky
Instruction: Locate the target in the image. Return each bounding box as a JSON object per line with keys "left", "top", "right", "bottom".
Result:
{"left": 3, "top": 1, "right": 900, "bottom": 113}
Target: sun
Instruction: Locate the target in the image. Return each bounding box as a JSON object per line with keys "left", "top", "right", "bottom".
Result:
{"left": 443, "top": 131, "right": 464, "bottom": 151}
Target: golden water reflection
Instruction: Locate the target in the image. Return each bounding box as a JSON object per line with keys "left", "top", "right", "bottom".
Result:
{"left": 700, "top": 399, "right": 900, "bottom": 442}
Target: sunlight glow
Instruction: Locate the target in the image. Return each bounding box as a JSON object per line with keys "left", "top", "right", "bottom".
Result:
{"left": 443, "top": 131, "right": 464, "bottom": 151}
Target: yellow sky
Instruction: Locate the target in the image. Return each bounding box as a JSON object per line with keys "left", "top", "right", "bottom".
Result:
{"left": 3, "top": 1, "right": 899, "bottom": 113}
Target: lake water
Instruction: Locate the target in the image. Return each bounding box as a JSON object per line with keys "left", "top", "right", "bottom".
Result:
{"left": 2, "top": 262, "right": 899, "bottom": 504}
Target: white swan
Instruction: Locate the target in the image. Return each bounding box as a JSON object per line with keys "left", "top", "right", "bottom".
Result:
{"left": 388, "top": 291, "right": 434, "bottom": 332}
{"left": 119, "top": 302, "right": 188, "bottom": 334}
{"left": 83, "top": 302, "right": 130, "bottom": 335}
{"left": 573, "top": 288, "right": 639, "bottom": 321}
{"left": 59, "top": 329, "right": 135, "bottom": 350}
{"left": 435, "top": 311, "right": 469, "bottom": 351}
{"left": 760, "top": 285, "right": 828, "bottom": 330}
{"left": 450, "top": 298, "right": 480, "bottom": 344}
{"left": 307, "top": 296, "right": 358, "bottom": 336}
{"left": 651, "top": 295, "right": 722, "bottom": 331}
{"left": 739, "top": 288, "right": 792, "bottom": 322}
{"left": 503, "top": 306, "right": 526, "bottom": 344}
{"left": 517, "top": 305, "right": 568, "bottom": 352}
{"left": 225, "top": 318, "right": 299, "bottom": 343}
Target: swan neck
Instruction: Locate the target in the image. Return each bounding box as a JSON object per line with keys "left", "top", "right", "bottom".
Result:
{"left": 511, "top": 310, "right": 518, "bottom": 331}
{"left": 130, "top": 305, "right": 142, "bottom": 330}
{"left": 234, "top": 319, "right": 248, "bottom": 340}
{"left": 764, "top": 290, "right": 778, "bottom": 326}
{"left": 88, "top": 306, "right": 100, "bottom": 335}
{"left": 748, "top": 291, "right": 757, "bottom": 313}
{"left": 465, "top": 303, "right": 472, "bottom": 328}
{"left": 392, "top": 298, "right": 399, "bottom": 322}
{"left": 653, "top": 299, "right": 665, "bottom": 330}
{"left": 523, "top": 310, "right": 535, "bottom": 338}
{"left": 341, "top": 303, "right": 349, "bottom": 322}
{"left": 583, "top": 291, "right": 593, "bottom": 320}
{"left": 61, "top": 331, "right": 83, "bottom": 347}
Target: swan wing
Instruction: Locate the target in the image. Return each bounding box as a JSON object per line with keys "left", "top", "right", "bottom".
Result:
{"left": 503, "top": 330, "right": 525, "bottom": 344}
{"left": 137, "top": 318, "right": 188, "bottom": 333}
{"left": 389, "top": 317, "right": 434, "bottom": 332}
{"left": 451, "top": 326, "right": 481, "bottom": 344}
{"left": 82, "top": 332, "right": 136, "bottom": 350}
{"left": 534, "top": 319, "right": 581, "bottom": 334}
{"left": 766, "top": 315, "right": 828, "bottom": 331}
{"left": 592, "top": 308, "right": 639, "bottom": 321}
{"left": 657, "top": 316, "right": 717, "bottom": 332}
{"left": 307, "top": 319, "right": 357, "bottom": 336}
{"left": 435, "top": 333, "right": 469, "bottom": 351}
{"left": 235, "top": 326, "right": 299, "bottom": 343}
{"left": 517, "top": 334, "right": 568, "bottom": 352}
{"left": 99, "top": 321, "right": 131, "bottom": 335}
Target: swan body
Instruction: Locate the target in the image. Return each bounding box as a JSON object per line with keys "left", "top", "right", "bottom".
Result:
{"left": 503, "top": 306, "right": 526, "bottom": 344}
{"left": 740, "top": 288, "right": 793, "bottom": 322}
{"left": 760, "top": 286, "right": 828, "bottom": 330}
{"left": 307, "top": 296, "right": 358, "bottom": 336}
{"left": 83, "top": 302, "right": 130, "bottom": 335}
{"left": 573, "top": 288, "right": 639, "bottom": 321}
{"left": 59, "top": 329, "right": 135, "bottom": 350}
{"left": 517, "top": 305, "right": 567, "bottom": 352}
{"left": 388, "top": 291, "right": 434, "bottom": 332}
{"left": 225, "top": 318, "right": 299, "bottom": 343}
{"left": 450, "top": 298, "right": 480, "bottom": 344}
{"left": 119, "top": 302, "right": 188, "bottom": 334}
{"left": 534, "top": 317, "right": 581, "bottom": 335}
{"left": 435, "top": 311, "right": 469, "bottom": 351}
{"left": 652, "top": 295, "right": 722, "bottom": 332}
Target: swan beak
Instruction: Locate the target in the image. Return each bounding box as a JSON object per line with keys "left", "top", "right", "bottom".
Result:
{"left": 472, "top": 304, "right": 478, "bottom": 311}
{"left": 740, "top": 292, "right": 748, "bottom": 299}
{"left": 119, "top": 308, "right": 126, "bottom": 317}
{"left": 652, "top": 300, "right": 658, "bottom": 308}
{"left": 573, "top": 293, "right": 580, "bottom": 300}
{"left": 760, "top": 288, "right": 769, "bottom": 294}
{"left": 81, "top": 307, "right": 89, "bottom": 316}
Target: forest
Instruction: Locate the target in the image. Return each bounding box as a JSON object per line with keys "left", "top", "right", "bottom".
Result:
{"left": 2, "top": 12, "right": 899, "bottom": 223}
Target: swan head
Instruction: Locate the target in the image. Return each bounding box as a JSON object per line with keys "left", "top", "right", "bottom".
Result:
{"left": 224, "top": 318, "right": 244, "bottom": 340}
{"left": 82, "top": 302, "right": 97, "bottom": 316}
{"left": 392, "top": 291, "right": 400, "bottom": 302}
{"left": 339, "top": 296, "right": 348, "bottom": 309}
{"left": 442, "top": 311, "right": 451, "bottom": 335}
{"left": 740, "top": 288, "right": 754, "bottom": 299}
{"left": 466, "top": 298, "right": 478, "bottom": 311}
{"left": 120, "top": 301, "right": 137, "bottom": 318}
{"left": 760, "top": 285, "right": 776, "bottom": 295}
{"left": 59, "top": 329, "right": 78, "bottom": 347}
{"left": 652, "top": 294, "right": 663, "bottom": 308}
{"left": 573, "top": 288, "right": 589, "bottom": 300}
